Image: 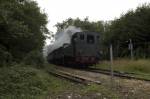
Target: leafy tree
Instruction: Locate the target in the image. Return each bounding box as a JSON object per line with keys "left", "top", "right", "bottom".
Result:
{"left": 0, "top": 0, "right": 49, "bottom": 63}
{"left": 103, "top": 4, "right": 150, "bottom": 58}
{"left": 55, "top": 17, "right": 104, "bottom": 33}
{"left": 104, "top": 4, "right": 150, "bottom": 43}
{"left": 23, "top": 50, "right": 45, "bottom": 68}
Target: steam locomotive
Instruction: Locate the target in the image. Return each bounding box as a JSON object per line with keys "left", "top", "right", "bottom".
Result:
{"left": 47, "top": 31, "right": 100, "bottom": 66}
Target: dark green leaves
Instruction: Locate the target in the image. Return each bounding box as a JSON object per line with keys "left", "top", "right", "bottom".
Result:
{"left": 0, "top": 0, "right": 49, "bottom": 63}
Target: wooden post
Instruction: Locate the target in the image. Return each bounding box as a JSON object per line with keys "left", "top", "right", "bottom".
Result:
{"left": 129, "top": 39, "right": 133, "bottom": 60}
{"left": 110, "top": 44, "right": 114, "bottom": 87}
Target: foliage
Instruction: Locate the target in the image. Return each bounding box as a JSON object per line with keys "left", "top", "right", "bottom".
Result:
{"left": 96, "top": 59, "right": 150, "bottom": 80}
{"left": 0, "top": 65, "right": 80, "bottom": 98}
{"left": 0, "top": 44, "right": 12, "bottom": 66}
{"left": 55, "top": 17, "right": 104, "bottom": 33}
{"left": 0, "top": 0, "right": 49, "bottom": 63}
{"left": 81, "top": 84, "right": 120, "bottom": 99}
{"left": 0, "top": 65, "right": 49, "bottom": 98}
{"left": 104, "top": 4, "right": 150, "bottom": 43}
{"left": 23, "top": 50, "right": 45, "bottom": 68}
{"left": 102, "top": 4, "right": 150, "bottom": 58}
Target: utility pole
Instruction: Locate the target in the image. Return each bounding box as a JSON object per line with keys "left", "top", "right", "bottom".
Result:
{"left": 129, "top": 39, "right": 133, "bottom": 60}
{"left": 110, "top": 44, "right": 114, "bottom": 87}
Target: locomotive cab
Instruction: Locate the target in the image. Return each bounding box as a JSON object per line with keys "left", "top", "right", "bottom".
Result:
{"left": 71, "top": 32, "right": 100, "bottom": 65}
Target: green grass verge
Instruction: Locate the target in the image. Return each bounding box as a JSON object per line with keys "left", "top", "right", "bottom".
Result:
{"left": 0, "top": 64, "right": 82, "bottom": 98}
{"left": 81, "top": 84, "right": 121, "bottom": 99}
{"left": 0, "top": 65, "right": 48, "bottom": 98}
{"left": 96, "top": 59, "right": 150, "bottom": 80}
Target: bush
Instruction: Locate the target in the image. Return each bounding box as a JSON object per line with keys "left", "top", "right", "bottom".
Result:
{"left": 23, "top": 51, "right": 45, "bottom": 68}
{"left": 0, "top": 45, "right": 12, "bottom": 66}
{"left": 0, "top": 66, "right": 49, "bottom": 98}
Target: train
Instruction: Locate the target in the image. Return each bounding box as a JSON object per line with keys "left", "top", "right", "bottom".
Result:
{"left": 47, "top": 31, "right": 100, "bottom": 66}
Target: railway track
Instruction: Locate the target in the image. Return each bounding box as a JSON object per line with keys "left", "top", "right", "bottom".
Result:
{"left": 47, "top": 66, "right": 150, "bottom": 85}
{"left": 83, "top": 67, "right": 150, "bottom": 82}
{"left": 48, "top": 69, "right": 101, "bottom": 85}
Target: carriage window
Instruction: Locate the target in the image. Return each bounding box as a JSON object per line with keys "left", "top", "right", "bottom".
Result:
{"left": 87, "top": 35, "right": 95, "bottom": 44}
{"left": 80, "top": 34, "right": 84, "bottom": 40}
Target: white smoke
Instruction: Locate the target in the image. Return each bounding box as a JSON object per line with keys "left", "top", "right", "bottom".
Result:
{"left": 44, "top": 26, "right": 82, "bottom": 57}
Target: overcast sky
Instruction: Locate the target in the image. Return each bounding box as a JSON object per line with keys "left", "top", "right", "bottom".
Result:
{"left": 35, "top": 0, "right": 150, "bottom": 33}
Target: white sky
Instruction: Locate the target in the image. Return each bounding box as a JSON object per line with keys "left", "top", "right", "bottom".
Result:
{"left": 35, "top": 0, "right": 150, "bottom": 34}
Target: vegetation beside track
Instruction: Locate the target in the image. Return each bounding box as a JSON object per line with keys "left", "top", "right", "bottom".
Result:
{"left": 0, "top": 64, "right": 121, "bottom": 99}
{"left": 0, "top": 65, "right": 48, "bottom": 98}
{"left": 96, "top": 59, "right": 150, "bottom": 80}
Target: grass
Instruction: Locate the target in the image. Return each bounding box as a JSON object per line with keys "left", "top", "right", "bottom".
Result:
{"left": 0, "top": 65, "right": 49, "bottom": 98}
{"left": 0, "top": 64, "right": 84, "bottom": 99}
{"left": 96, "top": 59, "right": 150, "bottom": 80}
{"left": 81, "top": 84, "right": 121, "bottom": 99}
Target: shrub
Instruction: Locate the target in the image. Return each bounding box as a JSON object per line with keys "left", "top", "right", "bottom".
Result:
{"left": 23, "top": 51, "right": 45, "bottom": 68}
{"left": 0, "top": 66, "right": 48, "bottom": 98}
{"left": 0, "top": 45, "right": 12, "bottom": 66}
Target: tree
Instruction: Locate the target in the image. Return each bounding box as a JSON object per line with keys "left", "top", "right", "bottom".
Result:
{"left": 103, "top": 4, "right": 150, "bottom": 58}
{"left": 104, "top": 4, "right": 150, "bottom": 43}
{"left": 0, "top": 0, "right": 49, "bottom": 63}
{"left": 55, "top": 17, "right": 104, "bottom": 33}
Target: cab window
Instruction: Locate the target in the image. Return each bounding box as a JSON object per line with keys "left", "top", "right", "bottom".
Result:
{"left": 87, "top": 35, "right": 95, "bottom": 44}
{"left": 80, "top": 34, "right": 84, "bottom": 40}
{"left": 72, "top": 34, "right": 78, "bottom": 42}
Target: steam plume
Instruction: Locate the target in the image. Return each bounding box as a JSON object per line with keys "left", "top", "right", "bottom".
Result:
{"left": 44, "top": 26, "right": 82, "bottom": 57}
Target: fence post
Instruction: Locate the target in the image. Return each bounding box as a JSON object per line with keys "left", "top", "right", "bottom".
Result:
{"left": 129, "top": 39, "right": 134, "bottom": 60}
{"left": 110, "top": 44, "right": 114, "bottom": 87}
